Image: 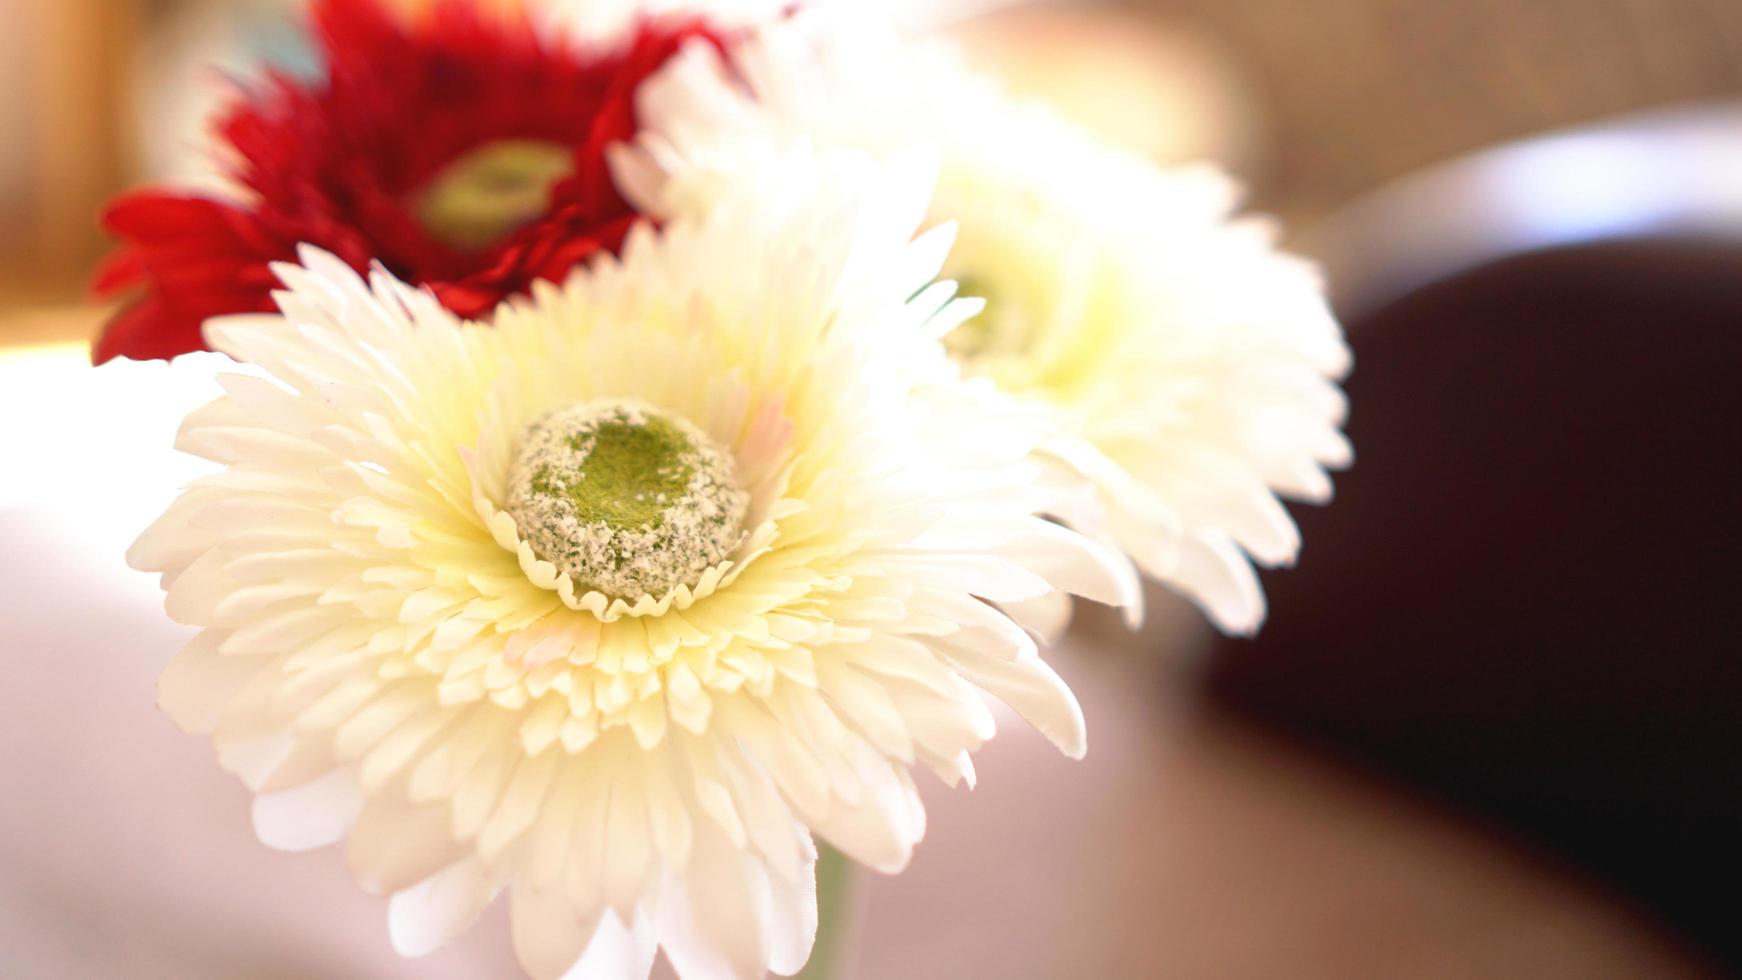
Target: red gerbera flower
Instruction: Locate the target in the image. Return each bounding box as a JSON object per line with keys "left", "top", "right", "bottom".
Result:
{"left": 93, "top": 0, "right": 716, "bottom": 364}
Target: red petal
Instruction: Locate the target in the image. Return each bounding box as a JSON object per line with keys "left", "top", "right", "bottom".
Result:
{"left": 430, "top": 281, "right": 507, "bottom": 319}
{"left": 101, "top": 192, "right": 247, "bottom": 241}
{"left": 311, "top": 0, "right": 404, "bottom": 80}
{"left": 92, "top": 296, "right": 213, "bottom": 365}
{"left": 90, "top": 248, "right": 146, "bottom": 297}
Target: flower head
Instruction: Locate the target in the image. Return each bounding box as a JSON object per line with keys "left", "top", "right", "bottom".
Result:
{"left": 130, "top": 157, "right": 1136, "bottom": 978}
{"left": 93, "top": 0, "right": 714, "bottom": 364}
{"left": 505, "top": 399, "right": 751, "bottom": 601}
{"left": 615, "top": 6, "right": 1353, "bottom": 634}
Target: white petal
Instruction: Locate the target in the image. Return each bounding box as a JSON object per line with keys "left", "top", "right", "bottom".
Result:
{"left": 560, "top": 909, "right": 657, "bottom": 980}
{"left": 930, "top": 517, "right": 1140, "bottom": 612}
{"left": 251, "top": 767, "right": 363, "bottom": 852}
{"left": 765, "top": 855, "right": 819, "bottom": 977}
{"left": 999, "top": 591, "right": 1074, "bottom": 645}
{"left": 883, "top": 553, "right": 1052, "bottom": 604}
{"left": 805, "top": 743, "right": 922, "bottom": 873}
{"left": 815, "top": 659, "right": 914, "bottom": 763}
{"left": 936, "top": 636, "right": 1086, "bottom": 759}
{"left": 656, "top": 824, "right": 774, "bottom": 980}
{"left": 389, "top": 856, "right": 498, "bottom": 957}
{"left": 1165, "top": 530, "right": 1266, "bottom": 636}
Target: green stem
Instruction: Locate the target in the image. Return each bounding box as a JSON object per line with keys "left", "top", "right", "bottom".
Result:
{"left": 797, "top": 842, "right": 853, "bottom": 980}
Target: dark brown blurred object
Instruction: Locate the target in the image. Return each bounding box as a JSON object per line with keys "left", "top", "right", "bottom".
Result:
{"left": 852, "top": 657, "right": 1716, "bottom": 980}
{"left": 1210, "top": 108, "right": 1742, "bottom": 965}
{"left": 1138, "top": 0, "right": 1742, "bottom": 220}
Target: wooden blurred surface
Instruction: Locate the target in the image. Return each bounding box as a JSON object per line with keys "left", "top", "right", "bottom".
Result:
{"left": 1134, "top": 0, "right": 1742, "bottom": 219}
{"left": 0, "top": 0, "right": 138, "bottom": 311}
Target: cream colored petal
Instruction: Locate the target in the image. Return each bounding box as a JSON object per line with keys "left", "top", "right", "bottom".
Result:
{"left": 128, "top": 486, "right": 223, "bottom": 574}
{"left": 348, "top": 793, "right": 469, "bottom": 895}
{"left": 479, "top": 747, "right": 563, "bottom": 865}
{"left": 157, "top": 630, "right": 268, "bottom": 735}
{"left": 512, "top": 882, "right": 606, "bottom": 980}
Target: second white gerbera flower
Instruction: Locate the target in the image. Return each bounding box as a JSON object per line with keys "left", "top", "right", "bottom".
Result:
{"left": 130, "top": 156, "right": 1135, "bottom": 980}
{"left": 615, "top": 5, "right": 1353, "bottom": 634}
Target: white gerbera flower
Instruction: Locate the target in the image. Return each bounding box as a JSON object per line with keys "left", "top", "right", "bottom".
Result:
{"left": 129, "top": 157, "right": 1136, "bottom": 980}
{"left": 613, "top": 5, "right": 1353, "bottom": 634}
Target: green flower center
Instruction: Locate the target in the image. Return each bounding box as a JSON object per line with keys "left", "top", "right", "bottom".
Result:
{"left": 506, "top": 401, "right": 749, "bottom": 601}
{"left": 415, "top": 139, "right": 574, "bottom": 253}
{"left": 944, "top": 272, "right": 1035, "bottom": 365}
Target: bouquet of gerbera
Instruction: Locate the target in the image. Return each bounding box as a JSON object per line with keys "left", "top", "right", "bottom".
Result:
{"left": 107, "top": 2, "right": 1349, "bottom": 977}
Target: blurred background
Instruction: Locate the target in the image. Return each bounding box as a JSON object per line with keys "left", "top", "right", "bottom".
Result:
{"left": 3, "top": 0, "right": 1740, "bottom": 977}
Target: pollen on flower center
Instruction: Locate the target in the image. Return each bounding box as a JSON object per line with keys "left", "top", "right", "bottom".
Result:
{"left": 506, "top": 400, "right": 750, "bottom": 601}
{"left": 415, "top": 139, "right": 574, "bottom": 253}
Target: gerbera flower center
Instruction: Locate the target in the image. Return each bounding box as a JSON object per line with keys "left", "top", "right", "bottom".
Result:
{"left": 943, "top": 270, "right": 1035, "bottom": 365}
{"left": 415, "top": 139, "right": 574, "bottom": 253}
{"left": 506, "top": 400, "right": 749, "bottom": 601}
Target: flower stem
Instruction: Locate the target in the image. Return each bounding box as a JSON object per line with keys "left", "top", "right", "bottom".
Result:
{"left": 798, "top": 842, "right": 853, "bottom": 980}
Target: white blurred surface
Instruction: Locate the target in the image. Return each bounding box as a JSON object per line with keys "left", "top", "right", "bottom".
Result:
{"left": 0, "top": 346, "right": 518, "bottom": 978}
